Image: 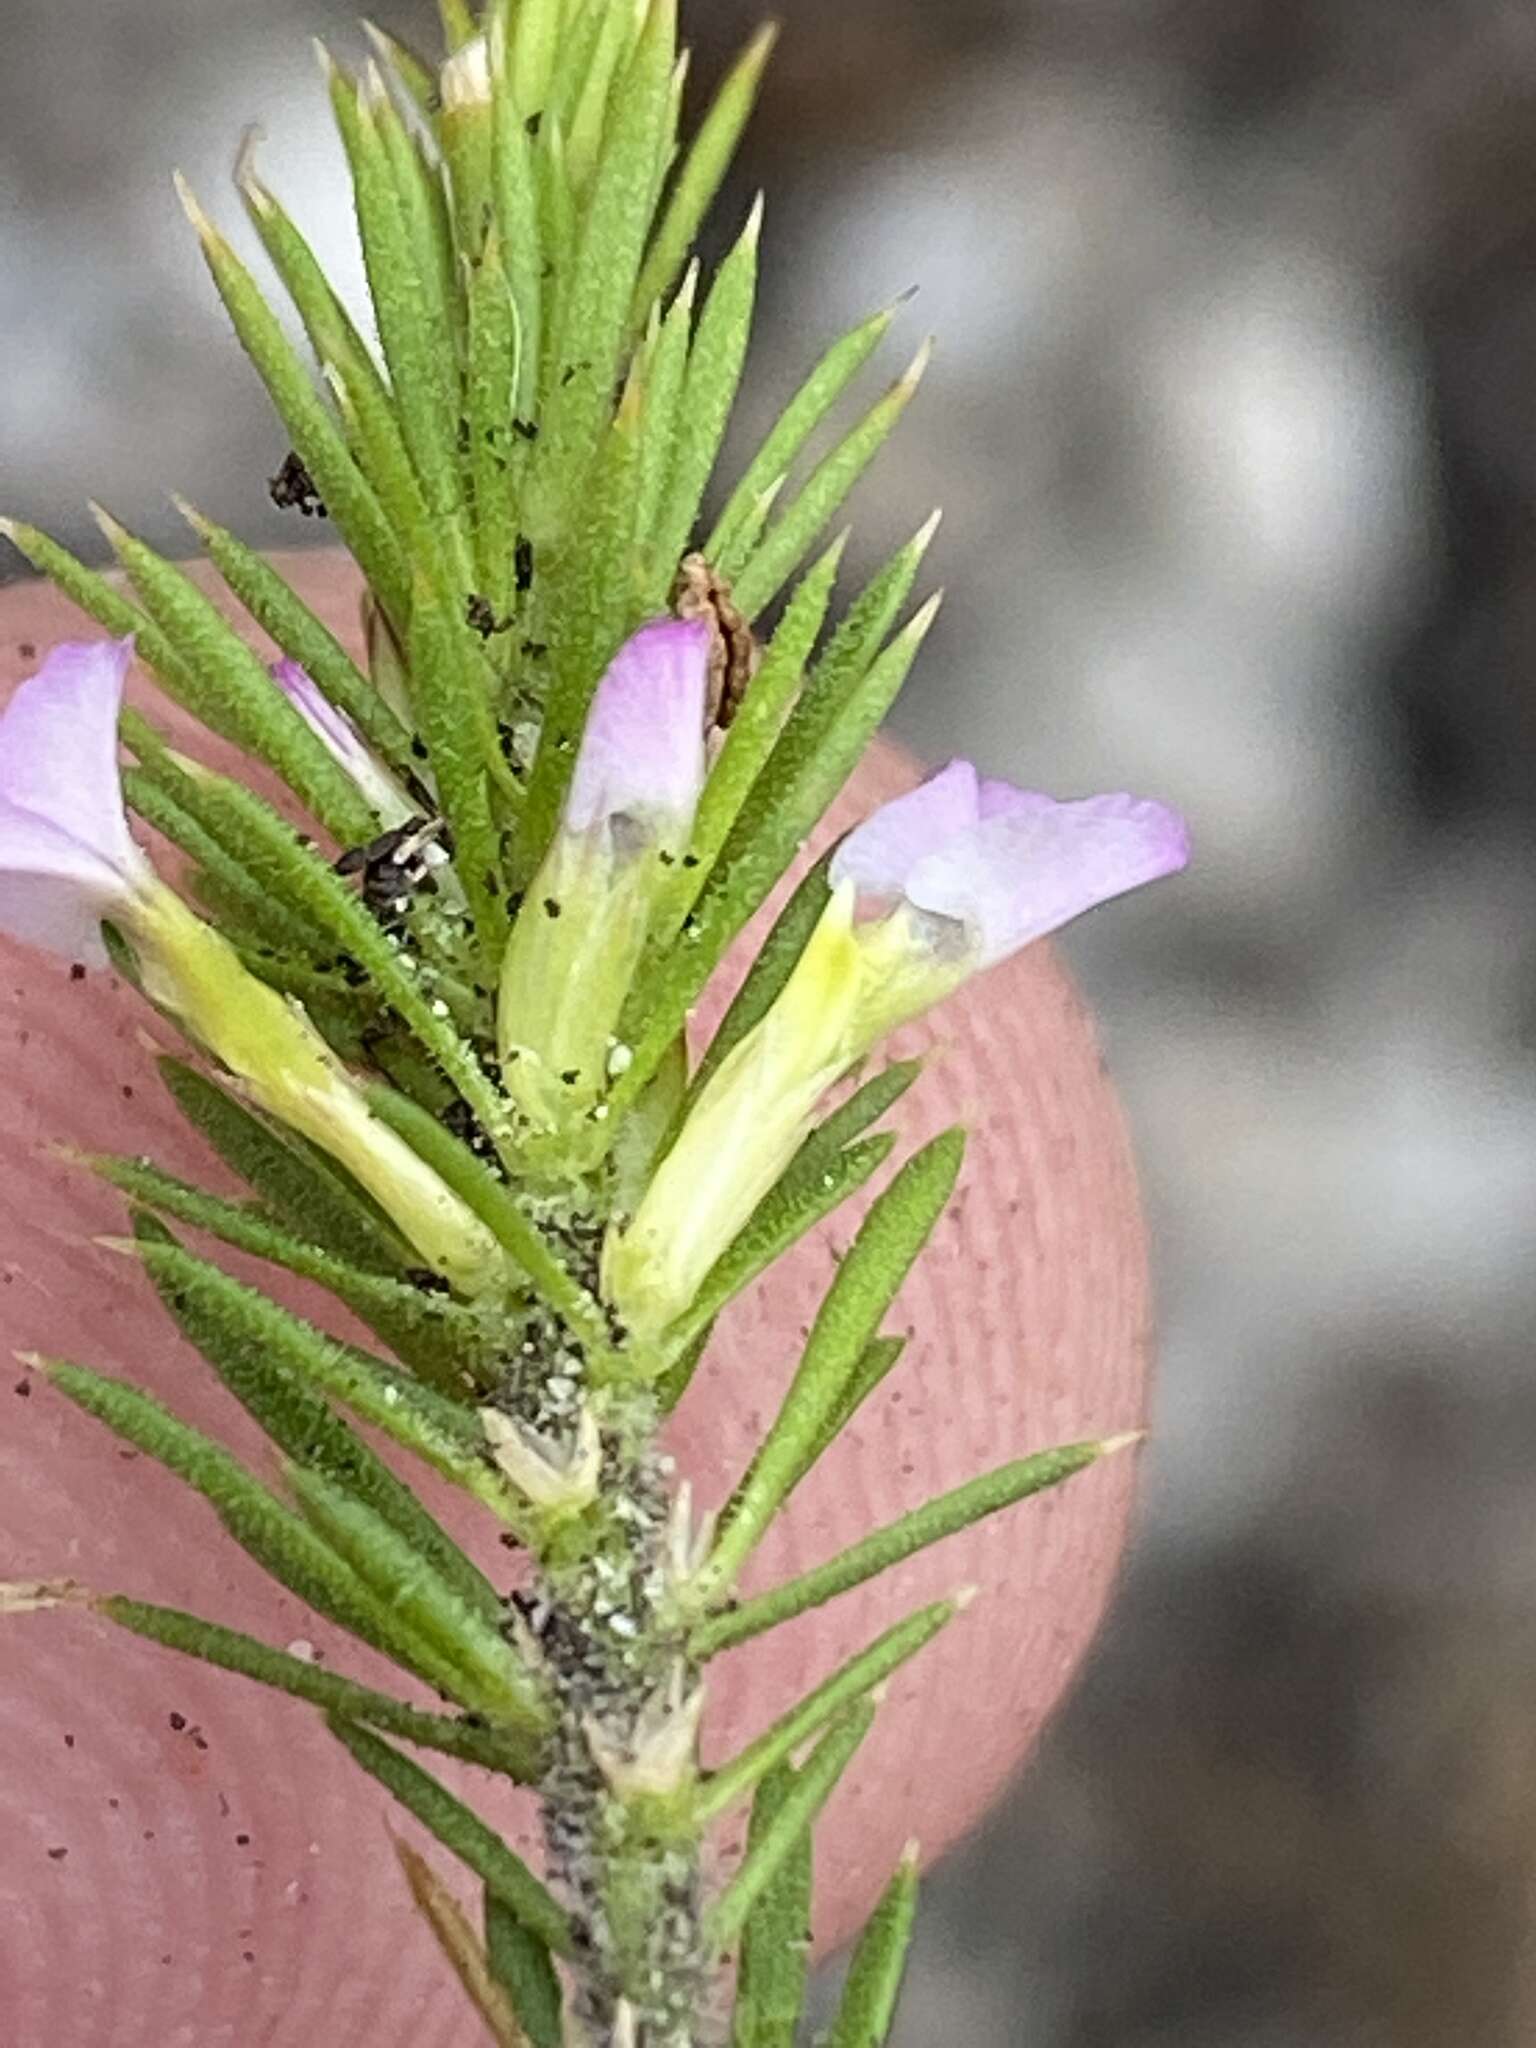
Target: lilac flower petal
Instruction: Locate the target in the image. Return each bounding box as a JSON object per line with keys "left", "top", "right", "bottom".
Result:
{"left": 829, "top": 759, "right": 981, "bottom": 902}
{"left": 904, "top": 792, "right": 1191, "bottom": 967}
{"left": 271, "top": 659, "right": 367, "bottom": 773}
{"left": 0, "top": 641, "right": 139, "bottom": 877}
{"left": 564, "top": 618, "right": 712, "bottom": 837}
{"left": 977, "top": 777, "right": 1060, "bottom": 823}
{"left": 0, "top": 639, "right": 146, "bottom": 964}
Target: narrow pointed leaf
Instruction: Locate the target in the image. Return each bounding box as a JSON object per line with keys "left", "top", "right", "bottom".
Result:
{"left": 96, "top": 1598, "right": 540, "bottom": 1776}
{"left": 633, "top": 268, "right": 697, "bottom": 592}
{"left": 681, "top": 854, "right": 831, "bottom": 1102}
{"left": 707, "top": 305, "right": 894, "bottom": 570}
{"left": 105, "top": 1242, "right": 524, "bottom": 1520}
{"left": 693, "top": 1440, "right": 1113, "bottom": 1658}
{"left": 729, "top": 1762, "right": 813, "bottom": 2048}
{"left": 696, "top": 1599, "right": 956, "bottom": 1821}
{"left": 633, "top": 23, "right": 777, "bottom": 323}
{"left": 239, "top": 166, "right": 393, "bottom": 417}
{"left": 667, "top": 532, "right": 842, "bottom": 925}
{"left": 514, "top": 383, "right": 645, "bottom": 872}
{"left": 330, "top": 1720, "right": 574, "bottom": 1955}
{"left": 439, "top": 0, "right": 480, "bottom": 51}
{"left": 131, "top": 1221, "right": 501, "bottom": 1617}
{"left": 177, "top": 502, "right": 416, "bottom": 772}
{"left": 467, "top": 232, "right": 524, "bottom": 623}
{"left": 708, "top": 1704, "right": 876, "bottom": 1953}
{"left": 693, "top": 1130, "right": 966, "bottom": 1603}
{"left": 176, "top": 179, "right": 411, "bottom": 625}
{"left": 44, "top": 1364, "right": 487, "bottom": 1691}
{"left": 485, "top": 1895, "right": 565, "bottom": 2048}
{"left": 650, "top": 200, "right": 759, "bottom": 577}
{"left": 287, "top": 1465, "right": 537, "bottom": 1721}
{"left": 329, "top": 62, "right": 465, "bottom": 533}
{"left": 825, "top": 1851, "right": 920, "bottom": 2048}
{"left": 95, "top": 1151, "right": 492, "bottom": 1395}
{"left": 490, "top": 76, "right": 544, "bottom": 413}
{"left": 732, "top": 343, "right": 931, "bottom": 620}
{"left": 363, "top": 21, "right": 441, "bottom": 123}
{"left": 94, "top": 509, "right": 376, "bottom": 844}
{"left": 537, "top": 0, "right": 674, "bottom": 513}
{"left": 794, "top": 1335, "right": 908, "bottom": 1490}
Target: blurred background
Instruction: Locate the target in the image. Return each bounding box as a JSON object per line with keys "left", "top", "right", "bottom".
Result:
{"left": 7, "top": 0, "right": 1536, "bottom": 2040}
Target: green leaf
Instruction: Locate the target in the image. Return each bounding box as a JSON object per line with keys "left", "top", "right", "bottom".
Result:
{"left": 708, "top": 1704, "right": 876, "bottom": 1954}
{"left": 365, "top": 1084, "right": 617, "bottom": 1365}
{"left": 90, "top": 506, "right": 376, "bottom": 845}
{"left": 327, "top": 57, "right": 466, "bottom": 534}
{"left": 485, "top": 1894, "right": 565, "bottom": 2048}
{"left": 807, "top": 511, "right": 943, "bottom": 714}
{"left": 97, "top": 1597, "right": 540, "bottom": 1777}
{"left": 504, "top": 0, "right": 563, "bottom": 116}
{"left": 153, "top": 761, "right": 516, "bottom": 1157}
{"left": 362, "top": 21, "right": 441, "bottom": 125}
{"left": 632, "top": 266, "right": 698, "bottom": 596}
{"left": 175, "top": 176, "right": 411, "bottom": 627}
{"left": 690, "top": 1130, "right": 966, "bottom": 1604}
{"left": 667, "top": 531, "right": 844, "bottom": 924}
{"left": 287, "top": 1464, "right": 537, "bottom": 1721}
{"left": 729, "top": 1763, "right": 813, "bottom": 2048}
{"left": 536, "top": 0, "right": 675, "bottom": 519}
{"left": 693, "top": 1439, "right": 1119, "bottom": 1658}
{"left": 649, "top": 198, "right": 760, "bottom": 579}
{"left": 95, "top": 1151, "right": 492, "bottom": 1396}
{"left": 238, "top": 159, "right": 394, "bottom": 421}
{"left": 732, "top": 341, "right": 932, "bottom": 620}
{"left": 44, "top": 1362, "right": 492, "bottom": 1693}
{"left": 794, "top": 1335, "right": 908, "bottom": 1491}
{"left": 562, "top": 0, "right": 639, "bottom": 190}
{"left": 405, "top": 583, "right": 512, "bottom": 975}
{"left": 330, "top": 1719, "right": 574, "bottom": 1956}
{"left": 825, "top": 1850, "right": 920, "bottom": 2048}
{"left": 156, "top": 1056, "right": 410, "bottom": 1275}
{"left": 633, "top": 22, "right": 777, "bottom": 324}
{"left": 795, "top": 1061, "right": 923, "bottom": 1167}
{"left": 696, "top": 1599, "right": 957, "bottom": 1822}
{"left": 513, "top": 378, "right": 645, "bottom": 875}
{"left": 490, "top": 60, "right": 544, "bottom": 413}
{"left": 174, "top": 500, "right": 417, "bottom": 774}
{"left": 130, "top": 1219, "right": 500, "bottom": 1616}
{"left": 607, "top": 601, "right": 940, "bottom": 1126}
{"left": 670, "top": 1133, "right": 894, "bottom": 1350}
{"left": 467, "top": 231, "right": 524, "bottom": 623}
{"left": 102, "top": 1240, "right": 525, "bottom": 1520}
{"left": 707, "top": 304, "right": 894, "bottom": 572}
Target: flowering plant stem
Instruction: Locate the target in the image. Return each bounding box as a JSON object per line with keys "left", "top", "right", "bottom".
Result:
{"left": 0, "top": 4, "right": 1188, "bottom": 2042}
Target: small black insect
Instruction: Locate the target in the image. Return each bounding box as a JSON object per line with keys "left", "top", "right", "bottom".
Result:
{"left": 335, "top": 815, "right": 446, "bottom": 929}
{"left": 268, "top": 451, "right": 326, "bottom": 518}
{"left": 466, "top": 592, "right": 513, "bottom": 640}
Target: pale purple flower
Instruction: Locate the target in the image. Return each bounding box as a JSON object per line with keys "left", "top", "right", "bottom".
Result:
{"left": 271, "top": 659, "right": 416, "bottom": 828}
{"left": 830, "top": 758, "right": 1190, "bottom": 969}
{"left": 0, "top": 639, "right": 152, "bottom": 965}
{"left": 564, "top": 619, "right": 712, "bottom": 841}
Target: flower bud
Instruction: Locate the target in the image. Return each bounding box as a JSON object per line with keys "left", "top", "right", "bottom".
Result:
{"left": 497, "top": 619, "right": 711, "bottom": 1134}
